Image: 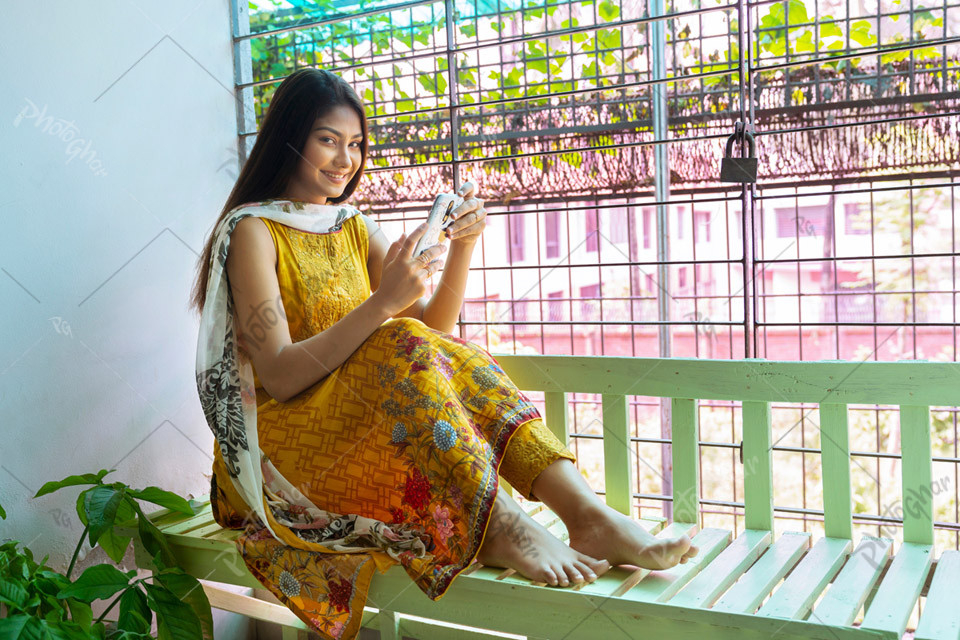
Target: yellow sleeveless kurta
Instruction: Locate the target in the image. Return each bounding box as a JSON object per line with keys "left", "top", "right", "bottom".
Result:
{"left": 209, "top": 210, "right": 575, "bottom": 640}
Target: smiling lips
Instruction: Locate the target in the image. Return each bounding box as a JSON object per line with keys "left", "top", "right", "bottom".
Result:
{"left": 321, "top": 170, "right": 349, "bottom": 184}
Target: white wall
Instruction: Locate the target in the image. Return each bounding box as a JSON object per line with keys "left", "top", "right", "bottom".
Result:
{"left": 0, "top": 0, "right": 245, "bottom": 630}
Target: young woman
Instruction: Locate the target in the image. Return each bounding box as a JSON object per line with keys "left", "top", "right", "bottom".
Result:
{"left": 190, "top": 68, "right": 696, "bottom": 640}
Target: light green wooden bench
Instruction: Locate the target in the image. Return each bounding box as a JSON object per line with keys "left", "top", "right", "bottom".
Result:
{"left": 131, "top": 356, "right": 960, "bottom": 640}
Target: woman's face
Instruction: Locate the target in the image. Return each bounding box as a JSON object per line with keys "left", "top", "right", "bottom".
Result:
{"left": 284, "top": 103, "right": 364, "bottom": 205}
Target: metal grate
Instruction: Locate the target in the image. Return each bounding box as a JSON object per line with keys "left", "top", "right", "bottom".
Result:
{"left": 232, "top": 0, "right": 959, "bottom": 571}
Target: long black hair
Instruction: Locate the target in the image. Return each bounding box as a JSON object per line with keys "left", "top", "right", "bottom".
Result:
{"left": 189, "top": 68, "right": 369, "bottom": 316}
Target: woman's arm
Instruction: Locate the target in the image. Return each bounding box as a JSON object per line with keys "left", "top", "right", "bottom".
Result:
{"left": 226, "top": 217, "right": 394, "bottom": 403}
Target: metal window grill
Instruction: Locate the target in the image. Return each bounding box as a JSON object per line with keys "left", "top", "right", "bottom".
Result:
{"left": 230, "top": 0, "right": 959, "bottom": 576}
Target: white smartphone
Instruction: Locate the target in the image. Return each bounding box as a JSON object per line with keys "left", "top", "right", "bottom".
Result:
{"left": 413, "top": 192, "right": 464, "bottom": 258}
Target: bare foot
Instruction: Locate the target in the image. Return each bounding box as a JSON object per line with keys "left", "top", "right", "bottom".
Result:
{"left": 567, "top": 505, "right": 699, "bottom": 570}
{"left": 477, "top": 487, "right": 611, "bottom": 587}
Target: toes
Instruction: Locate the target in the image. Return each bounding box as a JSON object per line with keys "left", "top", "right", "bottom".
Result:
{"left": 576, "top": 552, "right": 611, "bottom": 574}
{"left": 564, "top": 564, "right": 585, "bottom": 584}
{"left": 540, "top": 567, "right": 559, "bottom": 586}
{"left": 573, "top": 561, "right": 597, "bottom": 582}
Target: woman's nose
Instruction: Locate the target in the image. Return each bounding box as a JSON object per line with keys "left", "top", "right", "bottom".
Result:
{"left": 334, "top": 145, "right": 351, "bottom": 168}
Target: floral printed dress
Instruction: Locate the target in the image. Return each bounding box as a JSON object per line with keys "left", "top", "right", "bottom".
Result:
{"left": 209, "top": 205, "right": 576, "bottom": 640}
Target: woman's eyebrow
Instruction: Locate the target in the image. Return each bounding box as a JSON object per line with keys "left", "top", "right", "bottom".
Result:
{"left": 313, "top": 125, "right": 364, "bottom": 139}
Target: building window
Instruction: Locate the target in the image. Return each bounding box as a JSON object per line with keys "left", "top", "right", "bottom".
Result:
{"left": 511, "top": 298, "right": 530, "bottom": 328}
{"left": 579, "top": 283, "right": 601, "bottom": 320}
{"left": 695, "top": 263, "right": 712, "bottom": 294}
{"left": 678, "top": 267, "right": 687, "bottom": 289}
{"left": 608, "top": 208, "right": 628, "bottom": 244}
{"left": 676, "top": 209, "right": 684, "bottom": 239}
{"left": 508, "top": 213, "right": 525, "bottom": 263}
{"left": 643, "top": 209, "right": 653, "bottom": 249}
{"left": 775, "top": 205, "right": 829, "bottom": 238}
{"left": 547, "top": 291, "right": 564, "bottom": 321}
{"left": 844, "top": 203, "right": 870, "bottom": 235}
{"left": 585, "top": 209, "right": 599, "bottom": 252}
{"left": 545, "top": 211, "right": 560, "bottom": 259}
{"left": 695, "top": 211, "right": 711, "bottom": 243}
{"left": 645, "top": 273, "right": 655, "bottom": 294}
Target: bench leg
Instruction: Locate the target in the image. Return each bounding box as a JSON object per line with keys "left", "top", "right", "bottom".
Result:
{"left": 379, "top": 610, "right": 401, "bottom": 640}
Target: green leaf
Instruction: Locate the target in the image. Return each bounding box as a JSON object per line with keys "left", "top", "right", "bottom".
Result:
{"left": 598, "top": 28, "right": 622, "bottom": 50}
{"left": 787, "top": 0, "right": 809, "bottom": 25}
{"left": 156, "top": 573, "right": 214, "bottom": 640}
{"left": 135, "top": 507, "right": 177, "bottom": 569}
{"left": 35, "top": 470, "right": 114, "bottom": 498}
{"left": 41, "top": 618, "right": 98, "bottom": 640}
{"left": 793, "top": 30, "right": 815, "bottom": 53}
{"left": 84, "top": 487, "right": 124, "bottom": 547}
{"left": 118, "top": 587, "right": 152, "bottom": 634}
{"left": 850, "top": 20, "right": 876, "bottom": 46}
{"left": 96, "top": 500, "right": 135, "bottom": 563}
{"left": 0, "top": 501, "right": 6, "bottom": 519}
{"left": 0, "top": 578, "right": 29, "bottom": 609}
{"left": 111, "top": 631, "right": 153, "bottom": 640}
{"left": 75, "top": 489, "right": 89, "bottom": 526}
{"left": 144, "top": 583, "right": 203, "bottom": 640}
{"left": 66, "top": 598, "right": 93, "bottom": 628}
{"left": 56, "top": 564, "right": 132, "bottom": 603}
{"left": 819, "top": 20, "right": 843, "bottom": 39}
{"left": 0, "top": 616, "right": 31, "bottom": 638}
{"left": 599, "top": 0, "right": 620, "bottom": 21}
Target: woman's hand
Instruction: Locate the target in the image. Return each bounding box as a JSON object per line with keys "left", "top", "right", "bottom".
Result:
{"left": 445, "top": 181, "right": 486, "bottom": 246}
{"left": 371, "top": 223, "right": 447, "bottom": 317}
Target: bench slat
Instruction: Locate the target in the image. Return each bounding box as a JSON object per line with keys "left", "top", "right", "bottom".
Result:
{"left": 860, "top": 542, "right": 933, "bottom": 637}
{"left": 712, "top": 531, "right": 811, "bottom": 614}
{"left": 900, "top": 405, "right": 934, "bottom": 546}
{"left": 201, "top": 527, "right": 243, "bottom": 544}
{"left": 756, "top": 536, "right": 852, "bottom": 620}
{"left": 601, "top": 394, "right": 631, "bottom": 516}
{"left": 201, "top": 580, "right": 307, "bottom": 629}
{"left": 669, "top": 529, "right": 771, "bottom": 609}
{"left": 494, "top": 355, "right": 959, "bottom": 406}
{"left": 543, "top": 391, "right": 570, "bottom": 448}
{"left": 914, "top": 550, "right": 960, "bottom": 640}
{"left": 671, "top": 398, "right": 700, "bottom": 525}
{"left": 742, "top": 401, "right": 773, "bottom": 532}
{"left": 820, "top": 404, "right": 853, "bottom": 540}
{"left": 150, "top": 503, "right": 210, "bottom": 530}
{"left": 161, "top": 508, "right": 216, "bottom": 535}
{"left": 811, "top": 536, "right": 893, "bottom": 627}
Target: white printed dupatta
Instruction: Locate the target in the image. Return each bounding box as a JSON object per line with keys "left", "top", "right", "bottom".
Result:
{"left": 195, "top": 198, "right": 427, "bottom": 558}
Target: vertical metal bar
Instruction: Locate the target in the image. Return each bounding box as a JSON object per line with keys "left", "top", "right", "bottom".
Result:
{"left": 444, "top": 0, "right": 461, "bottom": 193}
{"left": 444, "top": 0, "right": 465, "bottom": 331}
{"left": 231, "top": 0, "right": 256, "bottom": 162}
{"left": 650, "top": 0, "right": 673, "bottom": 522}
{"left": 739, "top": 0, "right": 756, "bottom": 358}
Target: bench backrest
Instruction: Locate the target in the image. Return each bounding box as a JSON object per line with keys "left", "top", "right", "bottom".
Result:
{"left": 493, "top": 355, "right": 959, "bottom": 545}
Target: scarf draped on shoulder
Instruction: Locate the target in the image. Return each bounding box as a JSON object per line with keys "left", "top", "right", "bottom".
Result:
{"left": 195, "top": 198, "right": 428, "bottom": 558}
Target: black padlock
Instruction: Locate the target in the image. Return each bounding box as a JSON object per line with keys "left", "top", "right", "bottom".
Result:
{"left": 720, "top": 125, "right": 758, "bottom": 183}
